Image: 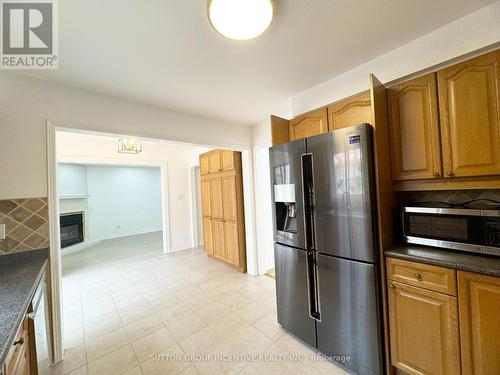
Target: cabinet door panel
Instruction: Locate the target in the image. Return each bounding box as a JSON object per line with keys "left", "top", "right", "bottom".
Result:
{"left": 209, "top": 151, "right": 222, "bottom": 173}
{"left": 210, "top": 178, "right": 223, "bottom": 219}
{"left": 289, "top": 108, "right": 328, "bottom": 141}
{"left": 224, "top": 221, "right": 239, "bottom": 266}
{"left": 222, "top": 176, "right": 238, "bottom": 221}
{"left": 438, "top": 50, "right": 500, "bottom": 177}
{"left": 201, "top": 179, "right": 211, "bottom": 217}
{"left": 388, "top": 73, "right": 442, "bottom": 180}
{"left": 200, "top": 153, "right": 210, "bottom": 175}
{"left": 221, "top": 151, "right": 235, "bottom": 171}
{"left": 203, "top": 218, "right": 213, "bottom": 256}
{"left": 212, "top": 219, "right": 225, "bottom": 260}
{"left": 388, "top": 281, "right": 460, "bottom": 375}
{"left": 327, "top": 91, "right": 372, "bottom": 131}
{"left": 458, "top": 271, "right": 500, "bottom": 375}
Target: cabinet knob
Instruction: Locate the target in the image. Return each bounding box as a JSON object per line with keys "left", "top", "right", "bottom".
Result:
{"left": 13, "top": 337, "right": 24, "bottom": 346}
{"left": 415, "top": 273, "right": 422, "bottom": 280}
{"left": 389, "top": 283, "right": 396, "bottom": 289}
{"left": 446, "top": 171, "right": 455, "bottom": 177}
{"left": 432, "top": 172, "right": 440, "bottom": 178}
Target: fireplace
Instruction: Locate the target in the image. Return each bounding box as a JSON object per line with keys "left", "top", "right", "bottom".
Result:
{"left": 60, "top": 212, "right": 84, "bottom": 248}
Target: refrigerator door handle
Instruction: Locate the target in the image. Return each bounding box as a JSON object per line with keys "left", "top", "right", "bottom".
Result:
{"left": 301, "top": 153, "right": 315, "bottom": 250}
{"left": 305, "top": 251, "right": 321, "bottom": 321}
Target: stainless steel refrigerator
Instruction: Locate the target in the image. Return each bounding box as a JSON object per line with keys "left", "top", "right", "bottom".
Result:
{"left": 270, "top": 124, "right": 383, "bottom": 375}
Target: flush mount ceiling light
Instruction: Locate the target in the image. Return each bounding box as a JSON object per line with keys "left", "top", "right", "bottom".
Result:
{"left": 118, "top": 138, "right": 142, "bottom": 154}
{"left": 207, "top": 0, "right": 275, "bottom": 41}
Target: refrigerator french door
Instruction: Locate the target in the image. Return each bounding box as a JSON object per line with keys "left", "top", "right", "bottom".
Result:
{"left": 271, "top": 124, "right": 383, "bottom": 375}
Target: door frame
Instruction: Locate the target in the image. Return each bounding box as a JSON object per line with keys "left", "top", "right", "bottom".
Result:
{"left": 189, "top": 165, "right": 203, "bottom": 248}
{"left": 47, "top": 121, "right": 259, "bottom": 363}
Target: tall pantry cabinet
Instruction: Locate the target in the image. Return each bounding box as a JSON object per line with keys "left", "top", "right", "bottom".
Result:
{"left": 199, "top": 150, "right": 246, "bottom": 272}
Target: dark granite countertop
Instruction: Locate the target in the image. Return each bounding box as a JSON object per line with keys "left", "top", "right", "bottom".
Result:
{"left": 0, "top": 249, "right": 48, "bottom": 367}
{"left": 385, "top": 244, "right": 500, "bottom": 277}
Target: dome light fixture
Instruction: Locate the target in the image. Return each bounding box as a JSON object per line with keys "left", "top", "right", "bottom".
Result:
{"left": 207, "top": 0, "right": 275, "bottom": 41}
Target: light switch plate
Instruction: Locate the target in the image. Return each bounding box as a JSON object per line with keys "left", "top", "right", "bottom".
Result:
{"left": 0, "top": 224, "right": 5, "bottom": 240}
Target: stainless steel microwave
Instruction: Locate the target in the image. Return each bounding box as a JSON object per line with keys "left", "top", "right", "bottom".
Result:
{"left": 402, "top": 207, "right": 500, "bottom": 256}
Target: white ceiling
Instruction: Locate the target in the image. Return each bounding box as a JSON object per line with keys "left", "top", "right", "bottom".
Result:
{"left": 20, "top": 0, "right": 495, "bottom": 126}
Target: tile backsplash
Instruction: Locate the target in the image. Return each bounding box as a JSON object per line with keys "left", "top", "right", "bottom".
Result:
{"left": 0, "top": 197, "right": 49, "bottom": 254}
{"left": 397, "top": 189, "right": 500, "bottom": 209}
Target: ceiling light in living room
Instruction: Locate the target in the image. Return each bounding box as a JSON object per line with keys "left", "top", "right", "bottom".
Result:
{"left": 118, "top": 138, "right": 142, "bottom": 154}
{"left": 208, "top": 0, "right": 275, "bottom": 41}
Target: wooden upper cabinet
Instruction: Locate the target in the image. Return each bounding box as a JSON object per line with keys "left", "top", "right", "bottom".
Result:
{"left": 327, "top": 91, "right": 373, "bottom": 131}
{"left": 222, "top": 176, "right": 238, "bottom": 221}
{"left": 458, "top": 271, "right": 500, "bottom": 375}
{"left": 224, "top": 221, "right": 239, "bottom": 266}
{"left": 289, "top": 108, "right": 328, "bottom": 141}
{"left": 221, "top": 150, "right": 235, "bottom": 171}
{"left": 200, "top": 153, "right": 210, "bottom": 175}
{"left": 209, "top": 151, "right": 222, "bottom": 173}
{"left": 202, "top": 217, "right": 213, "bottom": 256}
{"left": 209, "top": 178, "right": 223, "bottom": 219}
{"left": 388, "top": 281, "right": 461, "bottom": 375}
{"left": 271, "top": 115, "right": 290, "bottom": 146}
{"left": 201, "top": 179, "right": 211, "bottom": 217}
{"left": 437, "top": 50, "right": 500, "bottom": 178}
{"left": 388, "top": 73, "right": 442, "bottom": 180}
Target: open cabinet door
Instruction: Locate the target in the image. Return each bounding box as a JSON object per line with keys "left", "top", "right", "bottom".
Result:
{"left": 370, "top": 73, "right": 397, "bottom": 375}
{"left": 271, "top": 115, "right": 290, "bottom": 146}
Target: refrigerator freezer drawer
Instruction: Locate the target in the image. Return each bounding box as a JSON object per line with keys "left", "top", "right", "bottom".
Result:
{"left": 316, "top": 254, "right": 383, "bottom": 375}
{"left": 274, "top": 243, "right": 316, "bottom": 348}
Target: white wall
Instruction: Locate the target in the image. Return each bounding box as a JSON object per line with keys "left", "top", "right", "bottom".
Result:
{"left": 85, "top": 165, "right": 162, "bottom": 240}
{"left": 291, "top": 1, "right": 500, "bottom": 115}
{"left": 58, "top": 163, "right": 162, "bottom": 242}
{"left": 56, "top": 132, "right": 211, "bottom": 252}
{"left": 0, "top": 72, "right": 251, "bottom": 200}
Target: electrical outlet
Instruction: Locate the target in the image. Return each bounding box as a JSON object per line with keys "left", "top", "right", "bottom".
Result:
{"left": 0, "top": 224, "right": 5, "bottom": 240}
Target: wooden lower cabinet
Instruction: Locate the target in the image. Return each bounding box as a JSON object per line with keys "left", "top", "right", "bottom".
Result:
{"left": 5, "top": 318, "right": 31, "bottom": 375}
{"left": 212, "top": 219, "right": 225, "bottom": 260}
{"left": 458, "top": 271, "right": 500, "bottom": 375}
{"left": 202, "top": 218, "right": 213, "bottom": 256}
{"left": 224, "top": 221, "right": 239, "bottom": 266}
{"left": 388, "top": 281, "right": 461, "bottom": 375}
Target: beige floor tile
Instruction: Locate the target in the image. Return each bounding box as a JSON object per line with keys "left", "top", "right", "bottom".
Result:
{"left": 236, "top": 303, "right": 272, "bottom": 325}
{"left": 178, "top": 326, "right": 222, "bottom": 355}
{"left": 174, "top": 285, "right": 202, "bottom": 301}
{"left": 40, "top": 344, "right": 86, "bottom": 375}
{"left": 83, "top": 311, "right": 123, "bottom": 340}
{"left": 112, "top": 287, "right": 142, "bottom": 303}
{"left": 148, "top": 293, "right": 182, "bottom": 312}
{"left": 252, "top": 313, "right": 285, "bottom": 341}
{"left": 166, "top": 312, "right": 207, "bottom": 341}
{"left": 131, "top": 327, "right": 176, "bottom": 363}
{"left": 118, "top": 303, "right": 155, "bottom": 326}
{"left": 156, "top": 302, "right": 192, "bottom": 325}
{"left": 124, "top": 314, "right": 164, "bottom": 341}
{"left": 66, "top": 365, "right": 88, "bottom": 375}
{"left": 85, "top": 327, "right": 129, "bottom": 362}
{"left": 122, "top": 366, "right": 144, "bottom": 375}
{"left": 193, "top": 302, "right": 228, "bottom": 325}
{"left": 115, "top": 295, "right": 148, "bottom": 310}
{"left": 87, "top": 345, "right": 138, "bottom": 375}
{"left": 140, "top": 344, "right": 190, "bottom": 375}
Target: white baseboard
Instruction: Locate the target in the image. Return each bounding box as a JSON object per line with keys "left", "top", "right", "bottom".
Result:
{"left": 61, "top": 239, "right": 102, "bottom": 255}
{"left": 92, "top": 228, "right": 162, "bottom": 242}
{"left": 169, "top": 243, "right": 195, "bottom": 253}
